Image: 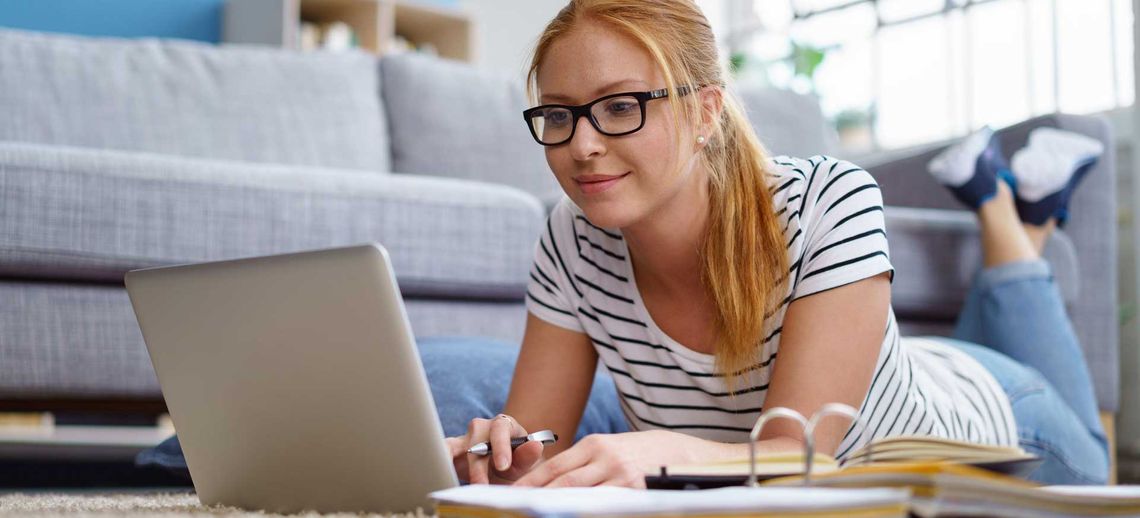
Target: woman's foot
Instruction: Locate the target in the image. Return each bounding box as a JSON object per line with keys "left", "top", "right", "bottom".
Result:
{"left": 1009, "top": 127, "right": 1104, "bottom": 228}
{"left": 927, "top": 126, "right": 1017, "bottom": 209}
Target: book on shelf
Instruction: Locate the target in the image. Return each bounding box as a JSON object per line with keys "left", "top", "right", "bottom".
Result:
{"left": 298, "top": 21, "right": 358, "bottom": 52}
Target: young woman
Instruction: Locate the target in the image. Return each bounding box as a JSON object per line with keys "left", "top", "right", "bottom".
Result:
{"left": 439, "top": 0, "right": 1109, "bottom": 487}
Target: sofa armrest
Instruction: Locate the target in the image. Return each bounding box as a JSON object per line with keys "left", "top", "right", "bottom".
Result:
{"left": 852, "top": 114, "right": 1120, "bottom": 413}
{"left": 0, "top": 141, "right": 545, "bottom": 301}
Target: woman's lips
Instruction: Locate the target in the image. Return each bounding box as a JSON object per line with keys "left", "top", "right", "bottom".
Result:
{"left": 575, "top": 172, "right": 630, "bottom": 195}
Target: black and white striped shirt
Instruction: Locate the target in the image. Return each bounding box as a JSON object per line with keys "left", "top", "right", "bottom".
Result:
{"left": 525, "top": 154, "right": 1017, "bottom": 458}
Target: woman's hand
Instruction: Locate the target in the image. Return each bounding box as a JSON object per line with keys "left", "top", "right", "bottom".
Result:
{"left": 445, "top": 414, "right": 546, "bottom": 485}
{"left": 512, "top": 430, "right": 727, "bottom": 488}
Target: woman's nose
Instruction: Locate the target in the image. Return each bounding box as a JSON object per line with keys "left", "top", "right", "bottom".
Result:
{"left": 568, "top": 115, "right": 606, "bottom": 161}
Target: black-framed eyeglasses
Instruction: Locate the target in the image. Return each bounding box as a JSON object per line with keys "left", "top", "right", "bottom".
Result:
{"left": 523, "top": 86, "right": 695, "bottom": 146}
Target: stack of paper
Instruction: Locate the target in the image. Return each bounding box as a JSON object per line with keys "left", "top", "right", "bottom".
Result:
{"left": 431, "top": 484, "right": 911, "bottom": 518}
{"left": 767, "top": 463, "right": 1140, "bottom": 517}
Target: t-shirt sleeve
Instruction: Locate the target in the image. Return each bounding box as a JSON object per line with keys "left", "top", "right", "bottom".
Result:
{"left": 524, "top": 203, "right": 586, "bottom": 332}
{"left": 792, "top": 157, "right": 894, "bottom": 300}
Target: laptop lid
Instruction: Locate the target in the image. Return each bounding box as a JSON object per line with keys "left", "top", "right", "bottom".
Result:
{"left": 125, "top": 244, "right": 459, "bottom": 514}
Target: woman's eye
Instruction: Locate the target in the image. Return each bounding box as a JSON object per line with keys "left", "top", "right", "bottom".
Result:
{"left": 606, "top": 101, "right": 637, "bottom": 116}
{"left": 546, "top": 110, "right": 571, "bottom": 126}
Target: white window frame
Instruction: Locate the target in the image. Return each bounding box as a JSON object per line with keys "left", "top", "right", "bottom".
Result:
{"left": 715, "top": 0, "right": 1130, "bottom": 152}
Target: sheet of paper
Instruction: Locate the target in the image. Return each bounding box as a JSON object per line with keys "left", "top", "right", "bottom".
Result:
{"left": 431, "top": 484, "right": 911, "bottom": 515}
{"left": 1043, "top": 485, "right": 1140, "bottom": 499}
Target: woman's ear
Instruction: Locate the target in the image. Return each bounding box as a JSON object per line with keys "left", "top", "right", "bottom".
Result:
{"left": 697, "top": 85, "right": 725, "bottom": 143}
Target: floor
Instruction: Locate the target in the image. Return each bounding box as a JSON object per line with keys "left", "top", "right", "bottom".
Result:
{"left": 0, "top": 423, "right": 437, "bottom": 516}
{"left": 0, "top": 490, "right": 432, "bottom": 517}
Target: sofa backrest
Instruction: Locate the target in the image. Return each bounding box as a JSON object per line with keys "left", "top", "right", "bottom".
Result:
{"left": 380, "top": 52, "right": 840, "bottom": 207}
{"left": 0, "top": 28, "right": 390, "bottom": 171}
{"left": 380, "top": 52, "right": 563, "bottom": 206}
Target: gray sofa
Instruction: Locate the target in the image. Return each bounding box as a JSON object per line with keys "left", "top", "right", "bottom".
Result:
{"left": 0, "top": 28, "right": 1118, "bottom": 437}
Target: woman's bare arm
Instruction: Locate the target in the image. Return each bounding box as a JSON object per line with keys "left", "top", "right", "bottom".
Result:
{"left": 446, "top": 312, "right": 597, "bottom": 484}
{"left": 504, "top": 312, "right": 599, "bottom": 458}
{"left": 758, "top": 271, "right": 892, "bottom": 455}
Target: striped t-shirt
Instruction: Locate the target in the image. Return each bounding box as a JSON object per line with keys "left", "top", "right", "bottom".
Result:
{"left": 525, "top": 154, "right": 1017, "bottom": 459}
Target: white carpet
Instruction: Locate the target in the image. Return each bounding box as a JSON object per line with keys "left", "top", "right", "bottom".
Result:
{"left": 0, "top": 492, "right": 433, "bottom": 517}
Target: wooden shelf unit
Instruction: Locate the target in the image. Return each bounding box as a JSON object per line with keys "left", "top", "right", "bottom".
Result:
{"left": 392, "top": 1, "right": 472, "bottom": 61}
{"left": 223, "top": 0, "right": 474, "bottom": 62}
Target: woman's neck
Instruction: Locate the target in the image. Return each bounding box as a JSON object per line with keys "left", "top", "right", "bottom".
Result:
{"left": 622, "top": 170, "right": 711, "bottom": 296}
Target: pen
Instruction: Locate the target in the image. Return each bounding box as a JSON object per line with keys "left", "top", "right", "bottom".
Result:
{"left": 466, "top": 429, "right": 558, "bottom": 456}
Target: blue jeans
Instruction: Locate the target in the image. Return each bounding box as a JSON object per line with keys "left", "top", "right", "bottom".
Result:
{"left": 418, "top": 336, "right": 629, "bottom": 441}
{"left": 927, "top": 258, "right": 1109, "bottom": 485}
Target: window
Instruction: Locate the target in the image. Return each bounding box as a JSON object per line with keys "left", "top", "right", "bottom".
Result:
{"left": 706, "top": 0, "right": 1134, "bottom": 152}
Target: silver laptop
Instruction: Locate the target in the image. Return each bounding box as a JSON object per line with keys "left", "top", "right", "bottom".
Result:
{"left": 125, "top": 244, "right": 459, "bottom": 514}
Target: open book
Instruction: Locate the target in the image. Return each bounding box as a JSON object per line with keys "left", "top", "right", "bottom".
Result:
{"left": 647, "top": 436, "right": 1038, "bottom": 489}
{"left": 647, "top": 401, "right": 1042, "bottom": 489}
{"left": 843, "top": 435, "right": 1038, "bottom": 467}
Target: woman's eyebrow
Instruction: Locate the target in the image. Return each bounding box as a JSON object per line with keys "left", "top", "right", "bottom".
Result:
{"left": 541, "top": 79, "right": 649, "bottom": 103}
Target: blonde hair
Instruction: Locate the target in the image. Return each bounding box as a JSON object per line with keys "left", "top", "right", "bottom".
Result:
{"left": 526, "top": 0, "right": 789, "bottom": 391}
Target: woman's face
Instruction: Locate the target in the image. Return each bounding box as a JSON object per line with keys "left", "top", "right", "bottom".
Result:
{"left": 536, "top": 21, "right": 706, "bottom": 230}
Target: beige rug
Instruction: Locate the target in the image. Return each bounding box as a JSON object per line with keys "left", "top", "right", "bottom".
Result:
{"left": 0, "top": 492, "right": 434, "bottom": 517}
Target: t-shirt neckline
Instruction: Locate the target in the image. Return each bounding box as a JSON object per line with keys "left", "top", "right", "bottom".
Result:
{"left": 616, "top": 234, "right": 717, "bottom": 366}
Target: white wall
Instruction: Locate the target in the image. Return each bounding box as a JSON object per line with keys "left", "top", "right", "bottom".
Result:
{"left": 458, "top": 0, "right": 567, "bottom": 83}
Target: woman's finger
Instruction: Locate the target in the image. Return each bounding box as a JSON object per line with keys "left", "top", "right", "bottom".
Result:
{"left": 545, "top": 462, "right": 609, "bottom": 488}
{"left": 445, "top": 436, "right": 471, "bottom": 482}
{"left": 599, "top": 472, "right": 647, "bottom": 489}
{"left": 498, "top": 440, "right": 544, "bottom": 481}
{"left": 465, "top": 419, "right": 493, "bottom": 484}
{"left": 445, "top": 436, "right": 466, "bottom": 458}
{"left": 488, "top": 415, "right": 522, "bottom": 473}
{"left": 514, "top": 441, "right": 590, "bottom": 487}
{"left": 510, "top": 439, "right": 544, "bottom": 472}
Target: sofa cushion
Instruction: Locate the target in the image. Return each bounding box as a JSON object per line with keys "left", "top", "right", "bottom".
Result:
{"left": 0, "top": 280, "right": 529, "bottom": 399}
{"left": 885, "top": 206, "right": 1079, "bottom": 320}
{"left": 735, "top": 86, "right": 840, "bottom": 158}
{"left": 380, "top": 53, "right": 563, "bottom": 206}
{"left": 0, "top": 28, "right": 389, "bottom": 171}
{"left": 0, "top": 142, "right": 542, "bottom": 299}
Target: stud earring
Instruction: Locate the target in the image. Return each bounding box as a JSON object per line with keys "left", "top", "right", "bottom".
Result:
{"left": 696, "top": 135, "right": 706, "bottom": 144}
